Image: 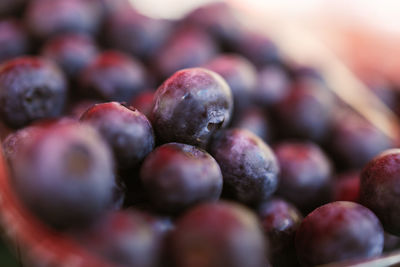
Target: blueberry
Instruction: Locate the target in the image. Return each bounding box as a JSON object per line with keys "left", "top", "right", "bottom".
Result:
{"left": 25, "top": 0, "right": 101, "bottom": 39}
{"left": 169, "top": 201, "right": 269, "bottom": 267}
{"left": 329, "top": 111, "right": 394, "bottom": 169}
{"left": 80, "top": 102, "right": 155, "bottom": 169}
{"left": 295, "top": 201, "right": 384, "bottom": 266}
{"left": 209, "top": 128, "right": 279, "bottom": 205}
{"left": 332, "top": 171, "right": 360, "bottom": 202}
{"left": 203, "top": 54, "right": 257, "bottom": 118}
{"left": 0, "top": 56, "right": 67, "bottom": 128}
{"left": 151, "top": 68, "right": 233, "bottom": 147}
{"left": 360, "top": 149, "right": 400, "bottom": 235}
{"left": 232, "top": 30, "right": 280, "bottom": 67}
{"left": 105, "top": 6, "right": 173, "bottom": 61}
{"left": 0, "top": 19, "right": 29, "bottom": 63}
{"left": 154, "top": 26, "right": 218, "bottom": 79}
{"left": 140, "top": 143, "right": 223, "bottom": 213}
{"left": 183, "top": 2, "right": 241, "bottom": 46}
{"left": 130, "top": 90, "right": 155, "bottom": 119}
{"left": 258, "top": 198, "right": 303, "bottom": 267}
{"left": 274, "top": 80, "right": 335, "bottom": 142}
{"left": 80, "top": 51, "right": 148, "bottom": 102}
{"left": 233, "top": 107, "right": 271, "bottom": 142}
{"left": 10, "top": 122, "right": 116, "bottom": 229}
{"left": 274, "top": 141, "right": 332, "bottom": 212}
{"left": 77, "top": 210, "right": 162, "bottom": 267}
{"left": 253, "top": 65, "right": 291, "bottom": 107}
{"left": 41, "top": 33, "right": 99, "bottom": 79}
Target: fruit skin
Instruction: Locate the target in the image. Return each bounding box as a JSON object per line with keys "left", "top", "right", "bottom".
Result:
{"left": 360, "top": 149, "right": 400, "bottom": 235}
{"left": 274, "top": 141, "right": 332, "bottom": 212}
{"left": 11, "top": 122, "right": 116, "bottom": 229}
{"left": 41, "top": 33, "right": 99, "bottom": 79}
{"left": 105, "top": 6, "right": 173, "bottom": 61}
{"left": 209, "top": 128, "right": 279, "bottom": 206}
{"left": 203, "top": 54, "right": 257, "bottom": 118}
{"left": 0, "top": 19, "right": 29, "bottom": 63}
{"left": 25, "top": 0, "right": 101, "bottom": 39}
{"left": 154, "top": 26, "right": 218, "bottom": 79}
{"left": 151, "top": 68, "right": 233, "bottom": 148}
{"left": 169, "top": 201, "right": 269, "bottom": 267}
{"left": 80, "top": 50, "right": 148, "bottom": 102}
{"left": 80, "top": 102, "right": 155, "bottom": 170}
{"left": 140, "top": 143, "right": 223, "bottom": 213}
{"left": 295, "top": 201, "right": 384, "bottom": 267}
{"left": 258, "top": 198, "right": 302, "bottom": 267}
{"left": 77, "top": 210, "right": 163, "bottom": 267}
{"left": 0, "top": 56, "right": 67, "bottom": 128}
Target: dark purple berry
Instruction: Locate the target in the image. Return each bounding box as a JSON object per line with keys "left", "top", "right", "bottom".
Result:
{"left": 258, "top": 198, "right": 302, "bottom": 267}
{"left": 130, "top": 90, "right": 155, "bottom": 119}
{"left": 140, "top": 143, "right": 223, "bottom": 213}
{"left": 105, "top": 6, "right": 173, "bottom": 60}
{"left": 41, "top": 33, "right": 99, "bottom": 79}
{"left": 154, "top": 26, "right": 218, "bottom": 79}
{"left": 169, "top": 201, "right": 269, "bottom": 267}
{"left": 360, "top": 149, "right": 400, "bottom": 235}
{"left": 274, "top": 141, "right": 332, "bottom": 212}
{"left": 11, "top": 122, "right": 116, "bottom": 229}
{"left": 233, "top": 107, "right": 271, "bottom": 142}
{"left": 80, "top": 51, "right": 148, "bottom": 102}
{"left": 25, "top": 0, "right": 101, "bottom": 39}
{"left": 253, "top": 65, "right": 291, "bottom": 107}
{"left": 0, "top": 57, "right": 67, "bottom": 128}
{"left": 332, "top": 171, "right": 360, "bottom": 202}
{"left": 151, "top": 68, "right": 233, "bottom": 147}
{"left": 295, "top": 201, "right": 384, "bottom": 266}
{"left": 0, "top": 19, "right": 29, "bottom": 63}
{"left": 209, "top": 128, "right": 279, "bottom": 205}
{"left": 78, "top": 210, "right": 162, "bottom": 267}
{"left": 329, "top": 111, "right": 394, "bottom": 169}
{"left": 80, "top": 102, "right": 155, "bottom": 169}
{"left": 204, "top": 54, "right": 257, "bottom": 117}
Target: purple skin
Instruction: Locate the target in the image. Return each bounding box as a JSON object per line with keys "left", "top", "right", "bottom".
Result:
{"left": 130, "top": 90, "right": 155, "bottom": 119}
{"left": 209, "top": 128, "right": 279, "bottom": 206}
{"left": 203, "top": 54, "right": 257, "bottom": 118}
{"left": 274, "top": 142, "right": 332, "bottom": 212}
{"left": 329, "top": 111, "right": 394, "bottom": 169}
{"left": 140, "top": 143, "right": 223, "bottom": 214}
{"left": 154, "top": 26, "right": 219, "bottom": 79}
{"left": 80, "top": 51, "right": 148, "bottom": 102}
{"left": 183, "top": 2, "right": 241, "bottom": 46}
{"left": 232, "top": 30, "right": 280, "bottom": 67}
{"left": 274, "top": 80, "right": 335, "bottom": 142}
{"left": 295, "top": 201, "right": 384, "bottom": 267}
{"left": 0, "top": 57, "right": 67, "bottom": 129}
{"left": 77, "top": 210, "right": 163, "bottom": 267}
{"left": 11, "top": 122, "right": 116, "bottom": 229}
{"left": 169, "top": 201, "right": 269, "bottom": 267}
{"left": 80, "top": 102, "right": 155, "bottom": 170}
{"left": 105, "top": 6, "right": 173, "bottom": 61}
{"left": 332, "top": 171, "right": 360, "bottom": 203}
{"left": 258, "top": 198, "right": 303, "bottom": 267}
{"left": 151, "top": 68, "right": 233, "bottom": 147}
{"left": 0, "top": 19, "right": 29, "bottom": 63}
{"left": 253, "top": 65, "right": 292, "bottom": 107}
{"left": 41, "top": 33, "right": 99, "bottom": 79}
{"left": 360, "top": 149, "right": 400, "bottom": 235}
{"left": 25, "top": 0, "right": 101, "bottom": 39}
{"left": 233, "top": 107, "right": 271, "bottom": 142}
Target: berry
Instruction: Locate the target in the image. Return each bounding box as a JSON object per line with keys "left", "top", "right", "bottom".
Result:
{"left": 140, "top": 143, "right": 223, "bottom": 213}
{"left": 233, "top": 107, "right": 271, "bottom": 142}
{"left": 0, "top": 57, "right": 67, "bottom": 128}
{"left": 151, "top": 68, "right": 233, "bottom": 147}
{"left": 0, "top": 19, "right": 29, "bottom": 63}
{"left": 209, "top": 128, "right": 279, "bottom": 205}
